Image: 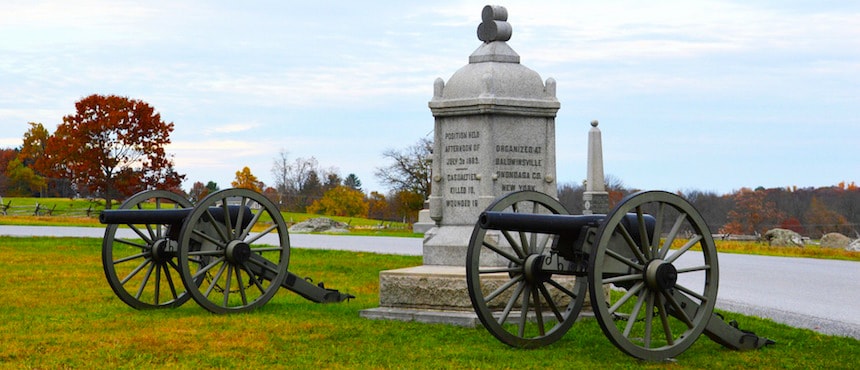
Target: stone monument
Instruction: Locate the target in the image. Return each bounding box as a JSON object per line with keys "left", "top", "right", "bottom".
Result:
{"left": 583, "top": 120, "right": 610, "bottom": 214}
{"left": 361, "top": 5, "right": 561, "bottom": 325}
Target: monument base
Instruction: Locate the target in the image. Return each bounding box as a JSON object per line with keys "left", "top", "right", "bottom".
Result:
{"left": 421, "top": 225, "right": 474, "bottom": 265}
{"left": 412, "top": 209, "right": 436, "bottom": 234}
{"left": 360, "top": 265, "right": 593, "bottom": 327}
{"left": 359, "top": 265, "right": 479, "bottom": 326}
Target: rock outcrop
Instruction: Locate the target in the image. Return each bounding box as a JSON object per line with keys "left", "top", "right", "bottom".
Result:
{"left": 288, "top": 218, "right": 349, "bottom": 233}
{"left": 820, "top": 233, "right": 852, "bottom": 250}
{"left": 763, "top": 228, "right": 804, "bottom": 247}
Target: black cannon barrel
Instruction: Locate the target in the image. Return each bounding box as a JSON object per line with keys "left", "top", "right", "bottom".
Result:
{"left": 479, "top": 212, "right": 605, "bottom": 235}
{"left": 100, "top": 206, "right": 254, "bottom": 229}
{"left": 99, "top": 208, "right": 191, "bottom": 225}
{"left": 479, "top": 211, "right": 656, "bottom": 242}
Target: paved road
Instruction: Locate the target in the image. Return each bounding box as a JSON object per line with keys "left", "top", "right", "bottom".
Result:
{"left": 2, "top": 225, "right": 857, "bottom": 340}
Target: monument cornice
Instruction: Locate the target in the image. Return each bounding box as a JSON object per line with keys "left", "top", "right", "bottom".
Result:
{"left": 429, "top": 97, "right": 560, "bottom": 117}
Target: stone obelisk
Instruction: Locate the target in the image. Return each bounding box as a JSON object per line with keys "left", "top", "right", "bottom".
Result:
{"left": 583, "top": 120, "right": 609, "bottom": 214}
{"left": 361, "top": 5, "right": 560, "bottom": 325}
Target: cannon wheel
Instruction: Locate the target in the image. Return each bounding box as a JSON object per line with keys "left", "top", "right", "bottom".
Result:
{"left": 589, "top": 191, "right": 719, "bottom": 360}
{"left": 177, "top": 188, "right": 290, "bottom": 313}
{"left": 102, "top": 190, "right": 194, "bottom": 309}
{"left": 467, "top": 190, "right": 587, "bottom": 348}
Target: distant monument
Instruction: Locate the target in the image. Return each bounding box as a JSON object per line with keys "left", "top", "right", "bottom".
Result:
{"left": 361, "top": 5, "right": 561, "bottom": 325}
{"left": 583, "top": 120, "right": 609, "bottom": 214}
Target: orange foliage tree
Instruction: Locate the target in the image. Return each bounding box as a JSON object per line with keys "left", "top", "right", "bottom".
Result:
{"left": 804, "top": 196, "right": 848, "bottom": 238}
{"left": 722, "top": 188, "right": 784, "bottom": 235}
{"left": 306, "top": 185, "right": 369, "bottom": 217}
{"left": 43, "top": 94, "right": 184, "bottom": 208}
{"left": 231, "top": 166, "right": 263, "bottom": 193}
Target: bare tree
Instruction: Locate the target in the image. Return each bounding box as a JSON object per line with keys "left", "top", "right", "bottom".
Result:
{"left": 375, "top": 137, "right": 432, "bottom": 199}
{"left": 271, "top": 149, "right": 290, "bottom": 199}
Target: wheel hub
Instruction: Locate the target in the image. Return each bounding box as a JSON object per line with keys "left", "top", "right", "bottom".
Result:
{"left": 226, "top": 240, "right": 252, "bottom": 265}
{"left": 150, "top": 239, "right": 175, "bottom": 263}
{"left": 523, "top": 254, "right": 550, "bottom": 283}
{"left": 645, "top": 259, "right": 678, "bottom": 291}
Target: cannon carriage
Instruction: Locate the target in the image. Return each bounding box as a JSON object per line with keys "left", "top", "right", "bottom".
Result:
{"left": 467, "top": 190, "right": 772, "bottom": 360}
{"left": 100, "top": 188, "right": 352, "bottom": 314}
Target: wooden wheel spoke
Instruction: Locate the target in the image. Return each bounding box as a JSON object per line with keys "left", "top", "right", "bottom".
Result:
{"left": 188, "top": 249, "right": 225, "bottom": 257}
{"left": 242, "top": 262, "right": 267, "bottom": 295}
{"left": 532, "top": 285, "right": 546, "bottom": 336}
{"left": 235, "top": 265, "right": 248, "bottom": 306}
{"left": 163, "top": 265, "right": 180, "bottom": 300}
{"left": 202, "top": 209, "right": 231, "bottom": 243}
{"left": 675, "top": 283, "right": 707, "bottom": 303}
{"left": 479, "top": 266, "right": 521, "bottom": 274}
{"left": 661, "top": 291, "right": 694, "bottom": 328}
{"left": 643, "top": 291, "right": 656, "bottom": 348}
{"left": 635, "top": 206, "right": 651, "bottom": 260}
{"left": 233, "top": 197, "right": 248, "bottom": 239}
{"left": 501, "top": 230, "right": 528, "bottom": 260}
{"left": 192, "top": 257, "right": 226, "bottom": 280}
{"left": 608, "top": 281, "right": 644, "bottom": 315}
{"left": 623, "top": 289, "right": 649, "bottom": 337}
{"left": 518, "top": 286, "right": 530, "bottom": 338}
{"left": 534, "top": 233, "right": 552, "bottom": 255}
{"left": 114, "top": 238, "right": 149, "bottom": 250}
{"left": 238, "top": 207, "right": 265, "bottom": 240}
{"left": 602, "top": 273, "right": 644, "bottom": 285}
{"left": 120, "top": 258, "right": 152, "bottom": 285}
{"left": 128, "top": 225, "right": 154, "bottom": 245}
{"left": 545, "top": 278, "right": 579, "bottom": 299}
{"left": 617, "top": 223, "right": 648, "bottom": 264}
{"left": 497, "top": 280, "right": 526, "bottom": 326}
{"left": 650, "top": 203, "right": 665, "bottom": 258}
{"left": 154, "top": 264, "right": 162, "bottom": 304}
{"left": 112, "top": 251, "right": 148, "bottom": 265}
{"left": 666, "top": 234, "right": 702, "bottom": 264}
{"left": 222, "top": 265, "right": 233, "bottom": 306}
{"left": 657, "top": 295, "right": 675, "bottom": 345}
{"left": 219, "top": 200, "right": 234, "bottom": 241}
{"left": 659, "top": 213, "right": 687, "bottom": 259}
{"left": 482, "top": 239, "right": 523, "bottom": 265}
{"left": 537, "top": 283, "right": 565, "bottom": 322}
{"left": 244, "top": 224, "right": 278, "bottom": 245}
{"left": 484, "top": 275, "right": 523, "bottom": 304}
{"left": 203, "top": 262, "right": 228, "bottom": 298}
{"left": 605, "top": 248, "right": 644, "bottom": 271}
{"left": 192, "top": 227, "right": 227, "bottom": 248}
{"left": 676, "top": 264, "right": 710, "bottom": 274}
{"left": 135, "top": 262, "right": 156, "bottom": 299}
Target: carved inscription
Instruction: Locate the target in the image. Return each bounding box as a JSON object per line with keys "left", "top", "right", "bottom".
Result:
{"left": 442, "top": 130, "right": 482, "bottom": 210}
{"left": 495, "top": 143, "right": 543, "bottom": 193}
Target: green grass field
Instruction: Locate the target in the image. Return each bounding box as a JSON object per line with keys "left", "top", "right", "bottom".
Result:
{"left": 0, "top": 236, "right": 857, "bottom": 369}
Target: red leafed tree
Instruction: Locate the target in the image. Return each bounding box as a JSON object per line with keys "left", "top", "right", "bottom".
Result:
{"left": 722, "top": 188, "right": 784, "bottom": 235}
{"left": 44, "top": 94, "right": 185, "bottom": 208}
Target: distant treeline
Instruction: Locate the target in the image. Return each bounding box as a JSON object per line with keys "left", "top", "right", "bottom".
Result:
{"left": 558, "top": 181, "right": 860, "bottom": 239}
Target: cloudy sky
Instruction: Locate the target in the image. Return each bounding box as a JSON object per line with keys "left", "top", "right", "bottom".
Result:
{"left": 2, "top": 0, "right": 858, "bottom": 195}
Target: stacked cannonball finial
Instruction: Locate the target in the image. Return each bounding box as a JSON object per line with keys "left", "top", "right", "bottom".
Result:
{"left": 477, "top": 5, "right": 511, "bottom": 43}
